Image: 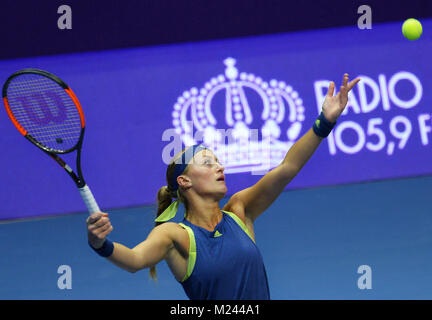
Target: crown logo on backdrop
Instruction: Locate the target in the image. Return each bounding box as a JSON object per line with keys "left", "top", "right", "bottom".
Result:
{"left": 171, "top": 57, "right": 306, "bottom": 174}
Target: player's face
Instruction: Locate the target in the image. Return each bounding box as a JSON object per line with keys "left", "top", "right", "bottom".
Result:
{"left": 184, "top": 149, "right": 227, "bottom": 198}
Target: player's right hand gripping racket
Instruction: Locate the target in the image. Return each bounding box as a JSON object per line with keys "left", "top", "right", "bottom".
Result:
{"left": 2, "top": 68, "right": 100, "bottom": 214}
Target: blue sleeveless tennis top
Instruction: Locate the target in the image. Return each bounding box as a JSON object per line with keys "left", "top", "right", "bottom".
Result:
{"left": 178, "top": 210, "right": 270, "bottom": 300}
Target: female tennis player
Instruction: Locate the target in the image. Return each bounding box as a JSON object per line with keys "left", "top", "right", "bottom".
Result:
{"left": 87, "top": 73, "right": 360, "bottom": 299}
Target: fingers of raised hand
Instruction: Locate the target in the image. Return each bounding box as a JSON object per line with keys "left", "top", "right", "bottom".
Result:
{"left": 342, "top": 74, "right": 361, "bottom": 91}
{"left": 339, "top": 73, "right": 349, "bottom": 93}
{"left": 327, "top": 81, "right": 335, "bottom": 97}
{"left": 339, "top": 74, "right": 362, "bottom": 100}
{"left": 348, "top": 77, "right": 361, "bottom": 90}
{"left": 343, "top": 73, "right": 349, "bottom": 86}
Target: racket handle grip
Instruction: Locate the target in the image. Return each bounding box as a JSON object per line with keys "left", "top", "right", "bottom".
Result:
{"left": 79, "top": 185, "right": 101, "bottom": 214}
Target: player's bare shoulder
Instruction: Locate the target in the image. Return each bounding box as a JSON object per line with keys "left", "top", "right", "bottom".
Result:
{"left": 156, "top": 222, "right": 189, "bottom": 281}
{"left": 223, "top": 193, "right": 247, "bottom": 221}
{"left": 155, "top": 222, "right": 189, "bottom": 255}
{"left": 223, "top": 194, "right": 255, "bottom": 239}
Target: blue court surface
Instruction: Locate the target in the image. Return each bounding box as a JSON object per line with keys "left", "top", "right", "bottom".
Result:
{"left": 1, "top": 175, "right": 431, "bottom": 300}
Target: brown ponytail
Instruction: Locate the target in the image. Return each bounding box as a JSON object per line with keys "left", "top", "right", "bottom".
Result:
{"left": 149, "top": 149, "right": 189, "bottom": 281}
{"left": 149, "top": 185, "right": 174, "bottom": 281}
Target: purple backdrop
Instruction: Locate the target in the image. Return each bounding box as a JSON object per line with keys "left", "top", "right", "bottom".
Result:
{"left": 1, "top": 20, "right": 431, "bottom": 220}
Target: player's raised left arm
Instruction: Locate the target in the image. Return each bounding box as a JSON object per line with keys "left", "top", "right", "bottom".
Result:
{"left": 227, "top": 74, "right": 361, "bottom": 222}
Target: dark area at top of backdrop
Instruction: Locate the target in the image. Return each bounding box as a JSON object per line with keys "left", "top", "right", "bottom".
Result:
{"left": 0, "top": 0, "right": 431, "bottom": 60}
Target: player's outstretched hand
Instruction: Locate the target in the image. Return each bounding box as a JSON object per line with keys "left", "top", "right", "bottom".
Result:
{"left": 322, "top": 73, "right": 361, "bottom": 123}
{"left": 87, "top": 212, "right": 114, "bottom": 249}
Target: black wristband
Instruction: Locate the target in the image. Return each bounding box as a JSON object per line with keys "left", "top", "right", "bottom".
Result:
{"left": 312, "top": 112, "right": 336, "bottom": 137}
{"left": 89, "top": 239, "right": 114, "bottom": 257}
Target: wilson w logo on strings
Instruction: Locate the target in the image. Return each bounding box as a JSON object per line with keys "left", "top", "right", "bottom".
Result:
{"left": 13, "top": 91, "right": 69, "bottom": 126}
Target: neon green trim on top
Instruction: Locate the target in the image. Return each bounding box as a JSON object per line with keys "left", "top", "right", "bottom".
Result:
{"left": 222, "top": 210, "right": 255, "bottom": 243}
{"left": 178, "top": 223, "right": 196, "bottom": 282}
{"left": 155, "top": 200, "right": 179, "bottom": 222}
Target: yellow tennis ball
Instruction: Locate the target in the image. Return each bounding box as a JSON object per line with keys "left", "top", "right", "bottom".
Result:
{"left": 402, "top": 18, "right": 423, "bottom": 40}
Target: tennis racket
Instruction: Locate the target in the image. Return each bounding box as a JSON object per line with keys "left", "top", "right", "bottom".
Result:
{"left": 2, "top": 68, "right": 100, "bottom": 214}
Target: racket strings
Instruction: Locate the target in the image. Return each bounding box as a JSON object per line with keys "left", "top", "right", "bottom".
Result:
{"left": 5, "top": 74, "right": 82, "bottom": 151}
